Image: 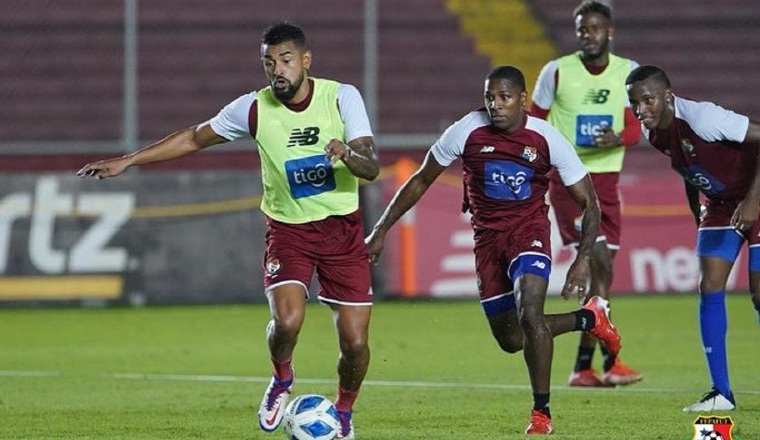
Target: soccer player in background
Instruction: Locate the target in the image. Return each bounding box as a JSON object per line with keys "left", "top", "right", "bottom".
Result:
{"left": 626, "top": 64, "right": 760, "bottom": 411}
{"left": 77, "top": 22, "right": 378, "bottom": 439}
{"left": 366, "top": 65, "right": 622, "bottom": 435}
{"left": 530, "top": 0, "right": 643, "bottom": 388}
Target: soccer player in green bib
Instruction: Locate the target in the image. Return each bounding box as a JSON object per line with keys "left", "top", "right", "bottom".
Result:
{"left": 531, "top": 0, "right": 642, "bottom": 387}
{"left": 77, "top": 22, "right": 379, "bottom": 439}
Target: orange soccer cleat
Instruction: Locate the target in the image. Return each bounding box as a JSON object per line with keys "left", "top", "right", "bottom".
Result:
{"left": 568, "top": 368, "right": 612, "bottom": 387}
{"left": 603, "top": 358, "right": 643, "bottom": 386}
{"left": 525, "top": 410, "right": 553, "bottom": 435}
{"left": 583, "top": 296, "right": 621, "bottom": 355}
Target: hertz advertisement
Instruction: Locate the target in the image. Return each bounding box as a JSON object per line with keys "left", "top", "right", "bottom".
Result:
{"left": 0, "top": 170, "right": 266, "bottom": 305}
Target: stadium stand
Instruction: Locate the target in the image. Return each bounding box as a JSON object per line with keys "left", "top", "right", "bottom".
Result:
{"left": 1, "top": 0, "right": 489, "bottom": 145}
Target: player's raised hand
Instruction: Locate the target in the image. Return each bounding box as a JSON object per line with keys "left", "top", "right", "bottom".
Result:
{"left": 364, "top": 229, "right": 385, "bottom": 265}
{"left": 561, "top": 257, "right": 591, "bottom": 304}
{"left": 730, "top": 198, "right": 760, "bottom": 232}
{"left": 76, "top": 156, "right": 131, "bottom": 180}
{"left": 324, "top": 138, "right": 353, "bottom": 164}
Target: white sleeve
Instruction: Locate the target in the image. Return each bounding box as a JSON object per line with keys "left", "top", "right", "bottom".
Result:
{"left": 429, "top": 112, "right": 484, "bottom": 166}
{"left": 207, "top": 93, "right": 256, "bottom": 141}
{"left": 531, "top": 61, "right": 558, "bottom": 111}
{"left": 338, "top": 84, "right": 374, "bottom": 142}
{"left": 689, "top": 100, "right": 750, "bottom": 143}
{"left": 546, "top": 125, "right": 587, "bottom": 186}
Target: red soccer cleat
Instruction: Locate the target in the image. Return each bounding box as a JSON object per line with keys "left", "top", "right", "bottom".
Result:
{"left": 583, "top": 296, "right": 621, "bottom": 355}
{"left": 568, "top": 368, "right": 611, "bottom": 387}
{"left": 603, "top": 358, "right": 643, "bottom": 386}
{"left": 525, "top": 410, "right": 553, "bottom": 435}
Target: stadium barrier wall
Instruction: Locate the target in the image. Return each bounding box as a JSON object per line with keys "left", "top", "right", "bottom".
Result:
{"left": 0, "top": 153, "right": 747, "bottom": 305}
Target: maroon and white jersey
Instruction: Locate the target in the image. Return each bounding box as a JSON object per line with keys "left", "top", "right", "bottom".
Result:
{"left": 431, "top": 110, "right": 587, "bottom": 231}
{"left": 645, "top": 96, "right": 753, "bottom": 202}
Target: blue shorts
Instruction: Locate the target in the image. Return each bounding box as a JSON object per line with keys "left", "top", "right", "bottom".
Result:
{"left": 697, "top": 227, "right": 760, "bottom": 272}
{"left": 480, "top": 252, "right": 552, "bottom": 317}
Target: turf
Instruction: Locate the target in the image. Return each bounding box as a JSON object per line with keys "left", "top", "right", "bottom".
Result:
{"left": 0, "top": 294, "right": 758, "bottom": 439}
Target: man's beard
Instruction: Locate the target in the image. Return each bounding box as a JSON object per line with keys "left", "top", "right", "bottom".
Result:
{"left": 272, "top": 73, "right": 305, "bottom": 102}
{"left": 581, "top": 39, "right": 610, "bottom": 62}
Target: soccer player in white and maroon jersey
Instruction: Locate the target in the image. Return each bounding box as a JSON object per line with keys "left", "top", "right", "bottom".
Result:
{"left": 531, "top": 0, "right": 642, "bottom": 388}
{"left": 626, "top": 64, "right": 760, "bottom": 412}
{"left": 366, "top": 66, "right": 623, "bottom": 435}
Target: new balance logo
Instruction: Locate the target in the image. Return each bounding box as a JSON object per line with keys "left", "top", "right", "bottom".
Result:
{"left": 286, "top": 127, "right": 320, "bottom": 147}
{"left": 531, "top": 260, "right": 546, "bottom": 269}
{"left": 583, "top": 89, "right": 611, "bottom": 104}
{"left": 479, "top": 146, "right": 495, "bottom": 153}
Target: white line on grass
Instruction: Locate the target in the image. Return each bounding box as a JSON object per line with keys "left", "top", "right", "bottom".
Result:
{"left": 1, "top": 370, "right": 758, "bottom": 396}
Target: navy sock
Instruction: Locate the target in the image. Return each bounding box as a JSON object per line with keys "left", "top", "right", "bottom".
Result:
{"left": 700, "top": 291, "right": 731, "bottom": 397}
{"left": 600, "top": 346, "right": 615, "bottom": 372}
{"left": 574, "top": 309, "right": 595, "bottom": 331}
{"left": 755, "top": 301, "right": 760, "bottom": 326}
{"left": 574, "top": 346, "right": 595, "bottom": 371}
{"left": 533, "top": 393, "right": 551, "bottom": 417}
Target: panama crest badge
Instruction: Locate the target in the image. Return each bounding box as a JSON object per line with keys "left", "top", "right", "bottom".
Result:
{"left": 522, "top": 146, "right": 537, "bottom": 162}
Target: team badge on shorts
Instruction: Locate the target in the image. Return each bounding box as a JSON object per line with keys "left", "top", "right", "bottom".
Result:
{"left": 692, "top": 415, "right": 736, "bottom": 440}
{"left": 266, "top": 258, "right": 282, "bottom": 276}
{"left": 522, "top": 146, "right": 537, "bottom": 162}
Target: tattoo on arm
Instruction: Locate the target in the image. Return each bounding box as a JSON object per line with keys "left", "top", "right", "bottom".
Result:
{"left": 344, "top": 137, "right": 380, "bottom": 181}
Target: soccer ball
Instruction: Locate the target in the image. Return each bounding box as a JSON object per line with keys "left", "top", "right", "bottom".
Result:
{"left": 702, "top": 431, "right": 724, "bottom": 440}
{"left": 282, "top": 394, "right": 340, "bottom": 440}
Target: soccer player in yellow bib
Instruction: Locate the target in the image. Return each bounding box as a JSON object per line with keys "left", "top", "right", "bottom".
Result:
{"left": 531, "top": 0, "right": 642, "bottom": 387}
{"left": 77, "top": 22, "right": 379, "bottom": 439}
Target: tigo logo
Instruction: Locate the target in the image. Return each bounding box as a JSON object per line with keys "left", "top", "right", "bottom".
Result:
{"left": 575, "top": 114, "right": 613, "bottom": 147}
{"left": 285, "top": 155, "right": 336, "bottom": 199}
{"left": 484, "top": 161, "right": 533, "bottom": 200}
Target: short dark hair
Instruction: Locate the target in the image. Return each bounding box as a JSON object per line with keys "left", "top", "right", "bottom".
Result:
{"left": 487, "top": 65, "right": 526, "bottom": 91}
{"left": 262, "top": 22, "right": 307, "bottom": 48}
{"left": 573, "top": 0, "right": 612, "bottom": 21}
{"left": 625, "top": 65, "right": 671, "bottom": 88}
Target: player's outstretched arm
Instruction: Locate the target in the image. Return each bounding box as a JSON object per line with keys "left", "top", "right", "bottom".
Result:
{"left": 324, "top": 136, "right": 380, "bottom": 181}
{"left": 561, "top": 174, "right": 601, "bottom": 303}
{"left": 365, "top": 151, "right": 446, "bottom": 264}
{"left": 76, "top": 123, "right": 227, "bottom": 180}
{"left": 731, "top": 120, "right": 760, "bottom": 230}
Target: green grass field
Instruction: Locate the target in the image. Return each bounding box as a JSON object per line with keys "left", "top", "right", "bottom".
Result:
{"left": 1, "top": 294, "right": 758, "bottom": 439}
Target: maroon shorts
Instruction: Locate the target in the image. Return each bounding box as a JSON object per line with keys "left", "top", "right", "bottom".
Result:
{"left": 473, "top": 216, "right": 552, "bottom": 301}
{"left": 263, "top": 210, "right": 372, "bottom": 306}
{"left": 701, "top": 198, "right": 760, "bottom": 245}
{"left": 549, "top": 171, "right": 622, "bottom": 249}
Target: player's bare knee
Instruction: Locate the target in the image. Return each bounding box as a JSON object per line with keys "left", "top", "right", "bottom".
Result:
{"left": 495, "top": 333, "right": 523, "bottom": 354}
{"left": 271, "top": 314, "right": 303, "bottom": 338}
{"left": 699, "top": 276, "right": 726, "bottom": 294}
{"left": 338, "top": 335, "right": 369, "bottom": 359}
{"left": 591, "top": 248, "right": 613, "bottom": 279}
{"left": 518, "top": 309, "right": 544, "bottom": 334}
